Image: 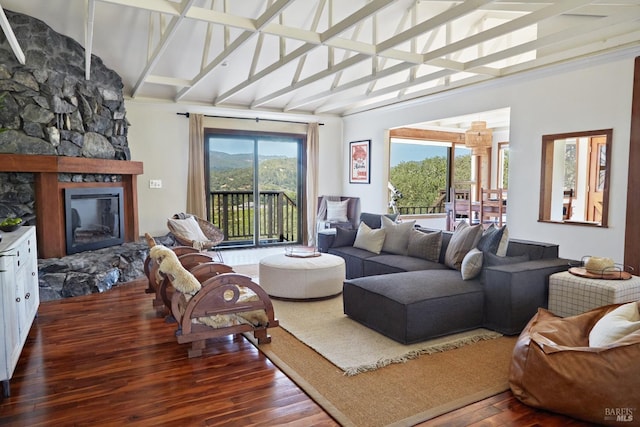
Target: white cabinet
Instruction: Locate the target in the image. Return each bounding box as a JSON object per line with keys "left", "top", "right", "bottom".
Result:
{"left": 0, "top": 226, "right": 39, "bottom": 398}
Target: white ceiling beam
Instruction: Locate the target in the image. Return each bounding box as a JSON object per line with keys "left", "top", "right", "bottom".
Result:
{"left": 175, "top": 0, "right": 294, "bottom": 101}
{"left": 420, "top": 0, "right": 594, "bottom": 64}
{"left": 314, "top": 67, "right": 455, "bottom": 114}
{"left": 131, "top": 0, "right": 198, "bottom": 98}
{"left": 252, "top": 0, "right": 485, "bottom": 111}
{"left": 0, "top": 5, "right": 25, "bottom": 65}
{"left": 253, "top": 53, "right": 370, "bottom": 108}
{"left": 146, "top": 75, "right": 192, "bottom": 87}
{"left": 215, "top": 0, "right": 393, "bottom": 105}
{"left": 289, "top": 61, "right": 415, "bottom": 111}
{"left": 292, "top": 0, "right": 327, "bottom": 85}
{"left": 84, "top": 0, "right": 96, "bottom": 80}
{"left": 464, "top": 6, "right": 640, "bottom": 70}
{"left": 98, "top": 0, "right": 180, "bottom": 15}
{"left": 377, "top": 0, "right": 495, "bottom": 54}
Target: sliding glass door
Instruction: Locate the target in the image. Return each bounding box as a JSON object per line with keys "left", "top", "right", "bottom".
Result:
{"left": 206, "top": 132, "right": 303, "bottom": 248}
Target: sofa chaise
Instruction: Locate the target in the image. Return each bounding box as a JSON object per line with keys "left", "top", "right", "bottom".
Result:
{"left": 318, "top": 215, "right": 571, "bottom": 344}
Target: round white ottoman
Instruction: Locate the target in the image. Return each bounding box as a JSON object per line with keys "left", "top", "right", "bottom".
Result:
{"left": 258, "top": 253, "right": 345, "bottom": 300}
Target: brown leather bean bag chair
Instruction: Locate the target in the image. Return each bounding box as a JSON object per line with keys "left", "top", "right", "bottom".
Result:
{"left": 509, "top": 303, "right": 640, "bottom": 426}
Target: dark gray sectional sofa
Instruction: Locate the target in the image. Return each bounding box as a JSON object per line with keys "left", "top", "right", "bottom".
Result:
{"left": 318, "top": 220, "right": 570, "bottom": 344}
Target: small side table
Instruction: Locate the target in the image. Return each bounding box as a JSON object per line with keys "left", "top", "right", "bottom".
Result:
{"left": 548, "top": 271, "right": 640, "bottom": 317}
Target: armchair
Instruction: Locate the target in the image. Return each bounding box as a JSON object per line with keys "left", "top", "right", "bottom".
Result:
{"left": 316, "top": 196, "right": 361, "bottom": 232}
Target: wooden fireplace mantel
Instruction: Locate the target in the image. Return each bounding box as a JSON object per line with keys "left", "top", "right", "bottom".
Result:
{"left": 0, "top": 154, "right": 144, "bottom": 258}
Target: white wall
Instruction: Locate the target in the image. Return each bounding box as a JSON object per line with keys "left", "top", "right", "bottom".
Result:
{"left": 343, "top": 49, "right": 640, "bottom": 262}
{"left": 125, "top": 100, "right": 343, "bottom": 237}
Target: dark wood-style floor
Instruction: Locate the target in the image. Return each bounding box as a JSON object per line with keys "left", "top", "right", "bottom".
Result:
{"left": 0, "top": 278, "right": 591, "bottom": 426}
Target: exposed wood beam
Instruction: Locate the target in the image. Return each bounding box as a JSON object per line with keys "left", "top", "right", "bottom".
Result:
{"left": 0, "top": 5, "right": 25, "bottom": 64}
{"left": 390, "top": 127, "right": 466, "bottom": 143}
{"left": 84, "top": 0, "right": 96, "bottom": 80}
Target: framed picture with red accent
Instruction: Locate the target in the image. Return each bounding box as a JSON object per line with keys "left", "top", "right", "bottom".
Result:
{"left": 349, "top": 139, "right": 370, "bottom": 184}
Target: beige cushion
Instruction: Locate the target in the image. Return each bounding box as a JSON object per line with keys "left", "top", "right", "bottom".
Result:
{"left": 353, "top": 221, "right": 386, "bottom": 254}
{"left": 407, "top": 229, "right": 442, "bottom": 262}
{"left": 444, "top": 222, "right": 483, "bottom": 270}
{"left": 496, "top": 225, "right": 509, "bottom": 256}
{"left": 589, "top": 302, "right": 640, "bottom": 347}
{"left": 461, "top": 248, "right": 483, "bottom": 280}
{"left": 326, "top": 199, "right": 349, "bottom": 222}
{"left": 168, "top": 216, "right": 208, "bottom": 242}
{"left": 380, "top": 215, "right": 415, "bottom": 255}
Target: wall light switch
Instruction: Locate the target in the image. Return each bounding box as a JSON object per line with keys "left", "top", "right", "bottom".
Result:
{"left": 149, "top": 179, "right": 162, "bottom": 189}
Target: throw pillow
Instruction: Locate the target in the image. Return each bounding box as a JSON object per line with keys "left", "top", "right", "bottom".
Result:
{"left": 353, "top": 221, "right": 386, "bottom": 254}
{"left": 589, "top": 302, "right": 640, "bottom": 347}
{"left": 407, "top": 229, "right": 442, "bottom": 262}
{"left": 444, "top": 223, "right": 483, "bottom": 270}
{"left": 326, "top": 199, "right": 349, "bottom": 222}
{"left": 168, "top": 216, "right": 208, "bottom": 242}
{"left": 461, "top": 248, "right": 484, "bottom": 280}
{"left": 359, "top": 212, "right": 399, "bottom": 229}
{"left": 333, "top": 227, "right": 357, "bottom": 247}
{"left": 380, "top": 216, "right": 415, "bottom": 255}
{"left": 496, "top": 225, "right": 509, "bottom": 256}
{"left": 476, "top": 224, "right": 505, "bottom": 254}
{"left": 484, "top": 251, "right": 529, "bottom": 267}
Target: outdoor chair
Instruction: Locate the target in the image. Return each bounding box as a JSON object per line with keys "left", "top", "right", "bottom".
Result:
{"left": 167, "top": 213, "right": 224, "bottom": 261}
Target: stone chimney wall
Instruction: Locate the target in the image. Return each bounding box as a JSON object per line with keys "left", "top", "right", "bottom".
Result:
{"left": 0, "top": 10, "right": 130, "bottom": 221}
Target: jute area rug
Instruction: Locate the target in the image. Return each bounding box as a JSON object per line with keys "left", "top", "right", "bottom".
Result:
{"left": 236, "top": 264, "right": 518, "bottom": 426}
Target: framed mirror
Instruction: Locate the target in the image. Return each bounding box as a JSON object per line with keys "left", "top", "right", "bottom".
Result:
{"left": 539, "top": 128, "right": 612, "bottom": 227}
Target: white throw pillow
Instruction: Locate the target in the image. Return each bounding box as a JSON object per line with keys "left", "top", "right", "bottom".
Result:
{"left": 461, "top": 248, "right": 484, "bottom": 280}
{"left": 589, "top": 302, "right": 640, "bottom": 347}
{"left": 168, "top": 216, "right": 208, "bottom": 242}
{"left": 353, "top": 221, "right": 386, "bottom": 254}
{"left": 380, "top": 215, "right": 415, "bottom": 255}
{"left": 496, "top": 225, "right": 509, "bottom": 256}
{"left": 326, "top": 199, "right": 349, "bottom": 222}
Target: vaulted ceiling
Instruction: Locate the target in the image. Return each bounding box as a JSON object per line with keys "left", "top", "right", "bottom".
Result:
{"left": 2, "top": 0, "right": 639, "bottom": 117}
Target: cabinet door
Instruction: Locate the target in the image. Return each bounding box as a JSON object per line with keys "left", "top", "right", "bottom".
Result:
{"left": 0, "top": 256, "right": 20, "bottom": 381}
{"left": 18, "top": 234, "right": 39, "bottom": 325}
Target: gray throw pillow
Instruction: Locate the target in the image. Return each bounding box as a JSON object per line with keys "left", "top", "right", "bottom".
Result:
{"left": 332, "top": 227, "right": 357, "bottom": 247}
{"left": 407, "top": 229, "right": 442, "bottom": 262}
{"left": 380, "top": 216, "right": 415, "bottom": 255}
{"left": 353, "top": 222, "right": 386, "bottom": 254}
{"left": 444, "top": 223, "right": 483, "bottom": 270}
{"left": 476, "top": 224, "right": 505, "bottom": 254}
{"left": 359, "top": 212, "right": 399, "bottom": 229}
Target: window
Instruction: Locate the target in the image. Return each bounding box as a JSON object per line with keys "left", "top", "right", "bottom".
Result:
{"left": 497, "top": 142, "right": 509, "bottom": 189}
{"left": 389, "top": 137, "right": 471, "bottom": 215}
{"left": 205, "top": 131, "right": 304, "bottom": 247}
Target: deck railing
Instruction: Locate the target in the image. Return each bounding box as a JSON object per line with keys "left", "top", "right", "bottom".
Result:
{"left": 209, "top": 191, "right": 298, "bottom": 245}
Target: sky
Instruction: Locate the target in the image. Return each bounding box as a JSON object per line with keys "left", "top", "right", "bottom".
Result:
{"left": 209, "top": 136, "right": 299, "bottom": 158}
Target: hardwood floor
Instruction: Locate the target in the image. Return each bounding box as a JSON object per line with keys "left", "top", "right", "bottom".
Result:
{"left": 0, "top": 279, "right": 591, "bottom": 426}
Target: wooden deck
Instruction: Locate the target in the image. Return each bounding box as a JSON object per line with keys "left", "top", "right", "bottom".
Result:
{"left": 0, "top": 278, "right": 589, "bottom": 426}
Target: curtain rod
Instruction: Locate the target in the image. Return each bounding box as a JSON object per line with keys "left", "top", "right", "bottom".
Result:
{"left": 177, "top": 112, "right": 323, "bottom": 126}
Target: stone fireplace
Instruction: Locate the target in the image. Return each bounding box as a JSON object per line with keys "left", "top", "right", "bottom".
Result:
{"left": 0, "top": 10, "right": 143, "bottom": 258}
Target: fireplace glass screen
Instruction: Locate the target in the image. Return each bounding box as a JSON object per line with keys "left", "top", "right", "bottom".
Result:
{"left": 64, "top": 187, "right": 125, "bottom": 254}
